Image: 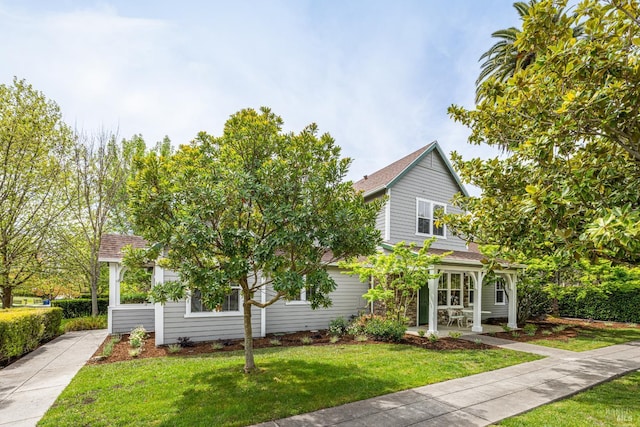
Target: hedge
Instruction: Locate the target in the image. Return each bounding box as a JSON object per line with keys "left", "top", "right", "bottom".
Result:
{"left": 0, "top": 307, "right": 63, "bottom": 364}
{"left": 554, "top": 285, "right": 640, "bottom": 323}
{"left": 51, "top": 298, "right": 109, "bottom": 318}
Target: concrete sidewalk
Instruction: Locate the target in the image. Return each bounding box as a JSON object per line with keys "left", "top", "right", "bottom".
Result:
{"left": 0, "top": 329, "right": 107, "bottom": 427}
{"left": 254, "top": 338, "right": 640, "bottom": 426}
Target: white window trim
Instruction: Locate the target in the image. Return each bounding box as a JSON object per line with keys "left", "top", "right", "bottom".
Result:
{"left": 437, "top": 272, "right": 464, "bottom": 309}
{"left": 415, "top": 198, "right": 447, "bottom": 238}
{"left": 184, "top": 286, "right": 243, "bottom": 318}
{"left": 495, "top": 279, "right": 506, "bottom": 306}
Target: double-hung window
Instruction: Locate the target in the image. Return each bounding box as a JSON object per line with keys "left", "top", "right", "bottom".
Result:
{"left": 416, "top": 198, "right": 446, "bottom": 237}
{"left": 437, "top": 272, "right": 463, "bottom": 308}
{"left": 495, "top": 278, "right": 506, "bottom": 305}
{"left": 187, "top": 286, "right": 242, "bottom": 316}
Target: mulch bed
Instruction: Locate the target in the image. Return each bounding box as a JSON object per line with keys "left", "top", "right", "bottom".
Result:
{"left": 489, "top": 317, "right": 639, "bottom": 343}
{"left": 88, "top": 330, "right": 494, "bottom": 365}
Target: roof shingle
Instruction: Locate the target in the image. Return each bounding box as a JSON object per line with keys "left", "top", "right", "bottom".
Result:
{"left": 99, "top": 234, "right": 148, "bottom": 261}
{"left": 353, "top": 142, "right": 434, "bottom": 195}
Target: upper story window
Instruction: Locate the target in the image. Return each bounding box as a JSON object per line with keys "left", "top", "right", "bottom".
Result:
{"left": 416, "top": 198, "right": 446, "bottom": 237}
{"left": 187, "top": 286, "right": 242, "bottom": 316}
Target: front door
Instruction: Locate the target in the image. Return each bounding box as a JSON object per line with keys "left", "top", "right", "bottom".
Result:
{"left": 418, "top": 284, "right": 429, "bottom": 324}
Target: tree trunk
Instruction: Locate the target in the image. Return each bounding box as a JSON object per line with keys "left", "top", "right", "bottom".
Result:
{"left": 89, "top": 246, "right": 99, "bottom": 317}
{"left": 1, "top": 286, "right": 11, "bottom": 309}
{"left": 242, "top": 294, "right": 257, "bottom": 373}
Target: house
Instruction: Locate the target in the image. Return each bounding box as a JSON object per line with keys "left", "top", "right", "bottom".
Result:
{"left": 99, "top": 141, "right": 519, "bottom": 344}
{"left": 352, "top": 142, "right": 519, "bottom": 335}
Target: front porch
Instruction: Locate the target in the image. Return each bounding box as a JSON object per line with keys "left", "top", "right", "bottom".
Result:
{"left": 407, "top": 323, "right": 504, "bottom": 338}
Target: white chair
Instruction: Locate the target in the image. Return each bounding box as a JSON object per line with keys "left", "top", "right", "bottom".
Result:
{"left": 446, "top": 309, "right": 465, "bottom": 327}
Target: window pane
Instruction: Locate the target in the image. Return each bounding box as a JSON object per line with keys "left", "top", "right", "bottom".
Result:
{"left": 438, "top": 290, "right": 447, "bottom": 306}
{"left": 496, "top": 291, "right": 504, "bottom": 304}
{"left": 223, "top": 289, "right": 240, "bottom": 311}
{"left": 450, "top": 290, "right": 461, "bottom": 306}
{"left": 450, "top": 274, "right": 462, "bottom": 289}
{"left": 438, "top": 275, "right": 447, "bottom": 289}
{"left": 418, "top": 218, "right": 431, "bottom": 234}
{"left": 191, "top": 289, "right": 205, "bottom": 312}
{"left": 417, "top": 200, "right": 429, "bottom": 218}
{"left": 433, "top": 205, "right": 445, "bottom": 236}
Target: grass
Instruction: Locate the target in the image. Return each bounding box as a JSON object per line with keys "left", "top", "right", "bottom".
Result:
{"left": 40, "top": 344, "right": 539, "bottom": 427}
{"left": 529, "top": 327, "right": 640, "bottom": 352}
{"left": 499, "top": 370, "right": 640, "bottom": 426}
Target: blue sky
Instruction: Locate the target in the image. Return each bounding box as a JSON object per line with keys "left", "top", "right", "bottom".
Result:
{"left": 0, "top": 1, "right": 517, "bottom": 187}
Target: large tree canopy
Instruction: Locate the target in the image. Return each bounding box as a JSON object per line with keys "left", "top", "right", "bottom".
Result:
{"left": 0, "top": 78, "right": 72, "bottom": 308}
{"left": 128, "top": 107, "right": 381, "bottom": 372}
{"left": 448, "top": 0, "right": 640, "bottom": 265}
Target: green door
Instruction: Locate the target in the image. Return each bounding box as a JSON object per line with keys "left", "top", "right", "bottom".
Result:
{"left": 418, "top": 284, "right": 429, "bottom": 324}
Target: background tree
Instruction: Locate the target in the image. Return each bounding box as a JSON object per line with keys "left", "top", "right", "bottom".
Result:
{"left": 60, "top": 131, "right": 143, "bottom": 316}
{"left": 339, "top": 240, "right": 446, "bottom": 322}
{"left": 129, "top": 107, "right": 381, "bottom": 373}
{"left": 448, "top": 0, "right": 640, "bottom": 265}
{"left": 0, "top": 78, "right": 72, "bottom": 308}
{"left": 476, "top": 0, "right": 583, "bottom": 99}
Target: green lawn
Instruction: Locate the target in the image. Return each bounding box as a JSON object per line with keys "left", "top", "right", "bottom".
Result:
{"left": 529, "top": 327, "right": 640, "bottom": 352}
{"left": 499, "top": 370, "right": 640, "bottom": 427}
{"left": 39, "top": 344, "right": 540, "bottom": 427}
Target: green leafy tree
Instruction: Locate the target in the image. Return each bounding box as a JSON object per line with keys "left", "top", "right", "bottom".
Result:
{"left": 128, "top": 107, "right": 381, "bottom": 372}
{"left": 339, "top": 240, "right": 447, "bottom": 322}
{"left": 476, "top": 0, "right": 583, "bottom": 99}
{"left": 0, "top": 78, "right": 72, "bottom": 308}
{"left": 60, "top": 131, "right": 143, "bottom": 316}
{"left": 448, "top": 0, "right": 640, "bottom": 265}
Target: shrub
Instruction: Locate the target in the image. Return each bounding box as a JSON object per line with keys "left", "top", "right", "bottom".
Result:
{"left": 448, "top": 331, "right": 462, "bottom": 339}
{"left": 328, "top": 317, "right": 349, "bottom": 336}
{"left": 354, "top": 334, "right": 368, "bottom": 342}
{"left": 211, "top": 342, "right": 224, "bottom": 350}
{"left": 329, "top": 336, "right": 340, "bottom": 344}
{"left": 51, "top": 298, "right": 109, "bottom": 318}
{"left": 269, "top": 339, "right": 282, "bottom": 346}
{"left": 428, "top": 333, "right": 439, "bottom": 343}
{"left": 542, "top": 329, "right": 553, "bottom": 336}
{"left": 63, "top": 315, "right": 107, "bottom": 332}
{"left": 523, "top": 323, "right": 538, "bottom": 336}
{"left": 501, "top": 324, "right": 512, "bottom": 332}
{"left": 511, "top": 332, "right": 521, "bottom": 338}
{"left": 129, "top": 326, "right": 148, "bottom": 350}
{"left": 552, "top": 325, "right": 567, "bottom": 333}
{"left": 0, "top": 308, "right": 62, "bottom": 364}
{"left": 167, "top": 344, "right": 182, "bottom": 354}
{"left": 300, "top": 337, "right": 313, "bottom": 345}
{"left": 362, "top": 317, "right": 407, "bottom": 342}
{"left": 418, "top": 329, "right": 426, "bottom": 338}
{"left": 177, "top": 336, "right": 195, "bottom": 348}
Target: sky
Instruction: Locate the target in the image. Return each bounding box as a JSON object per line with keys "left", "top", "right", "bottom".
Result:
{"left": 0, "top": 1, "right": 518, "bottom": 190}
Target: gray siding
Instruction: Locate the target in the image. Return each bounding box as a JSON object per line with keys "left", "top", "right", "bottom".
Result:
{"left": 161, "top": 268, "right": 262, "bottom": 344}
{"left": 387, "top": 150, "right": 467, "bottom": 251}
{"left": 481, "top": 282, "right": 509, "bottom": 320}
{"left": 110, "top": 307, "right": 155, "bottom": 333}
{"left": 162, "top": 301, "right": 261, "bottom": 344}
{"left": 265, "top": 267, "right": 369, "bottom": 333}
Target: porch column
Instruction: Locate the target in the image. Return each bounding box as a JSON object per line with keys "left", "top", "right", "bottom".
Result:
{"left": 472, "top": 271, "right": 484, "bottom": 332}
{"left": 427, "top": 268, "right": 439, "bottom": 335}
{"left": 506, "top": 273, "right": 518, "bottom": 329}
{"left": 154, "top": 265, "right": 165, "bottom": 345}
{"left": 107, "top": 263, "right": 121, "bottom": 334}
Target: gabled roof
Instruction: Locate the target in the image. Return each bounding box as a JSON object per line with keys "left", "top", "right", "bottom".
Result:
{"left": 353, "top": 141, "right": 469, "bottom": 198}
{"left": 99, "top": 234, "right": 148, "bottom": 262}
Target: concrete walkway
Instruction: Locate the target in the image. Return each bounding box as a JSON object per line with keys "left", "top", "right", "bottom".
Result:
{"left": 254, "top": 337, "right": 640, "bottom": 426}
{"left": 0, "top": 329, "right": 108, "bottom": 427}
